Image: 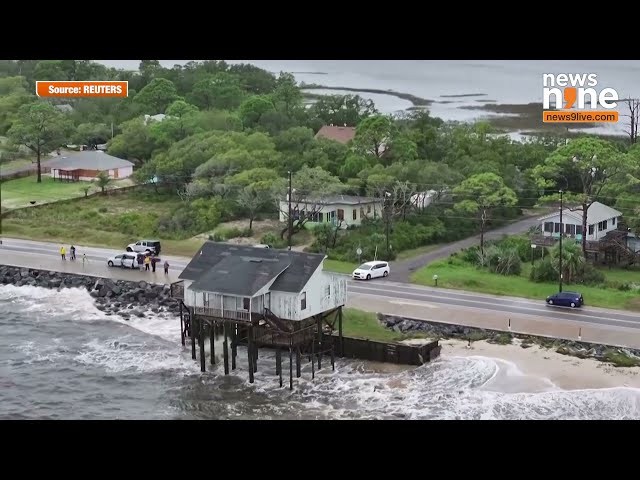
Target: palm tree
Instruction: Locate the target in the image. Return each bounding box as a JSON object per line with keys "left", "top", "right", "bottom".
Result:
{"left": 549, "top": 241, "right": 585, "bottom": 283}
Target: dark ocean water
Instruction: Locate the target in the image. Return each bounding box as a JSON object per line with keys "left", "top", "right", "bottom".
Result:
{"left": 2, "top": 284, "right": 640, "bottom": 420}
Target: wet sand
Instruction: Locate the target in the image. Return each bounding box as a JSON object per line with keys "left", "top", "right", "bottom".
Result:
{"left": 443, "top": 339, "right": 640, "bottom": 391}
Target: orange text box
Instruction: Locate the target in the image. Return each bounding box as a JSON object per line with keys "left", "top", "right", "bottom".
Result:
{"left": 542, "top": 110, "right": 618, "bottom": 123}
{"left": 36, "top": 81, "right": 128, "bottom": 98}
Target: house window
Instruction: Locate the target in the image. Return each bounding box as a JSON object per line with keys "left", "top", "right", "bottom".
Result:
{"left": 243, "top": 297, "right": 250, "bottom": 311}
{"left": 588, "top": 225, "right": 595, "bottom": 235}
{"left": 325, "top": 285, "right": 331, "bottom": 297}
{"left": 353, "top": 209, "right": 357, "bottom": 220}
{"left": 565, "top": 224, "right": 575, "bottom": 235}
{"left": 554, "top": 223, "right": 561, "bottom": 233}
{"left": 337, "top": 209, "right": 345, "bottom": 221}
{"left": 367, "top": 205, "right": 372, "bottom": 213}
{"left": 598, "top": 220, "right": 607, "bottom": 231}
{"left": 576, "top": 225, "right": 583, "bottom": 235}
{"left": 544, "top": 222, "right": 554, "bottom": 233}
{"left": 612, "top": 217, "right": 616, "bottom": 225}
{"left": 301, "top": 292, "right": 307, "bottom": 310}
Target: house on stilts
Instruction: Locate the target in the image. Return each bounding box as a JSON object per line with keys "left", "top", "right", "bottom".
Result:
{"left": 170, "top": 242, "right": 348, "bottom": 389}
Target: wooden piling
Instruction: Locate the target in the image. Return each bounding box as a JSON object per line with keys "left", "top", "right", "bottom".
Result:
{"left": 338, "top": 307, "right": 344, "bottom": 357}
{"left": 289, "top": 346, "right": 293, "bottom": 390}
{"left": 191, "top": 316, "right": 196, "bottom": 360}
{"left": 296, "top": 347, "right": 301, "bottom": 378}
{"left": 317, "top": 317, "right": 322, "bottom": 370}
{"left": 199, "top": 320, "right": 206, "bottom": 373}
{"left": 179, "top": 302, "right": 185, "bottom": 346}
{"left": 331, "top": 345, "right": 335, "bottom": 371}
{"left": 231, "top": 323, "right": 237, "bottom": 370}
{"left": 223, "top": 323, "right": 229, "bottom": 375}
{"left": 214, "top": 322, "right": 216, "bottom": 365}
{"left": 277, "top": 349, "right": 282, "bottom": 387}
{"left": 311, "top": 336, "right": 315, "bottom": 380}
{"left": 248, "top": 327, "right": 254, "bottom": 384}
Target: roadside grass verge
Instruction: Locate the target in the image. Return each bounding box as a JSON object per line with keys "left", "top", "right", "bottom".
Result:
{"left": 411, "top": 259, "right": 640, "bottom": 311}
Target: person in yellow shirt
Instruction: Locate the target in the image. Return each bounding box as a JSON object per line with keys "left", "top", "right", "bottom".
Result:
{"left": 60, "top": 245, "right": 66, "bottom": 261}
{"left": 144, "top": 254, "right": 151, "bottom": 271}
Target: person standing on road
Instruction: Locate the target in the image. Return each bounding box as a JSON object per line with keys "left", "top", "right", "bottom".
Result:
{"left": 82, "top": 253, "right": 88, "bottom": 265}
{"left": 151, "top": 255, "right": 157, "bottom": 273}
{"left": 144, "top": 255, "right": 151, "bottom": 271}
{"left": 60, "top": 245, "right": 66, "bottom": 260}
{"left": 164, "top": 260, "right": 170, "bottom": 275}
{"left": 70, "top": 245, "right": 76, "bottom": 261}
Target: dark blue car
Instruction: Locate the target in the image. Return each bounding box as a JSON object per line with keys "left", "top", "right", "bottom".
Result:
{"left": 546, "top": 291, "right": 584, "bottom": 308}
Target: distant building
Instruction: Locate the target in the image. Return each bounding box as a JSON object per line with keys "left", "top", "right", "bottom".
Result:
{"left": 47, "top": 150, "right": 134, "bottom": 181}
{"left": 314, "top": 125, "right": 356, "bottom": 144}
{"left": 538, "top": 201, "right": 622, "bottom": 242}
{"left": 410, "top": 190, "right": 438, "bottom": 210}
{"left": 279, "top": 195, "right": 384, "bottom": 229}
{"left": 55, "top": 104, "right": 73, "bottom": 113}
{"left": 144, "top": 114, "right": 168, "bottom": 124}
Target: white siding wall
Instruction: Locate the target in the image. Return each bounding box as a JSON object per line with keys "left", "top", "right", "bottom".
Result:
{"left": 115, "top": 165, "right": 133, "bottom": 179}
{"left": 279, "top": 201, "right": 383, "bottom": 227}
{"left": 269, "top": 267, "right": 348, "bottom": 321}
{"left": 541, "top": 214, "right": 619, "bottom": 241}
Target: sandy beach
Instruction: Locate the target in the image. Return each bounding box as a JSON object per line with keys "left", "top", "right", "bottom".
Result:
{"left": 441, "top": 338, "right": 640, "bottom": 391}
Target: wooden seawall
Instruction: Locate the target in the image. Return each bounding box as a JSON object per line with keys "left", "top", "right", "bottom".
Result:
{"left": 329, "top": 335, "right": 441, "bottom": 366}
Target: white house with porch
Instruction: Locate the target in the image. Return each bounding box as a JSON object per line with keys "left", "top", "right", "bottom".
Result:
{"left": 538, "top": 201, "right": 622, "bottom": 242}
{"left": 177, "top": 243, "right": 347, "bottom": 322}
{"left": 279, "top": 195, "right": 384, "bottom": 229}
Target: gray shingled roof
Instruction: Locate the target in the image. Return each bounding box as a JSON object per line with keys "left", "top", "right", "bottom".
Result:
{"left": 47, "top": 151, "right": 134, "bottom": 170}
{"left": 180, "top": 243, "right": 326, "bottom": 294}
{"left": 287, "top": 195, "right": 381, "bottom": 205}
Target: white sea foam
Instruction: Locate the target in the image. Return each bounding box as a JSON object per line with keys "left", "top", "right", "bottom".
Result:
{"left": 3, "top": 284, "right": 640, "bottom": 419}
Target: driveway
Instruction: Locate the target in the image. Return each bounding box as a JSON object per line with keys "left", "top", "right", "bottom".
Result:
{"left": 390, "top": 214, "right": 542, "bottom": 282}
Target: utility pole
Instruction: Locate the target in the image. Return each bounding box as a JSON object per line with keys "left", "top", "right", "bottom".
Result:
{"left": 287, "top": 170, "right": 292, "bottom": 251}
{"left": 559, "top": 189, "right": 564, "bottom": 293}
{"left": 384, "top": 192, "right": 391, "bottom": 258}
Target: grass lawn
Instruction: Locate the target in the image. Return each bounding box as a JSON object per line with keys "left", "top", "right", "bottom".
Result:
{"left": 1, "top": 189, "right": 206, "bottom": 257}
{"left": 395, "top": 243, "right": 444, "bottom": 261}
{"left": 341, "top": 308, "right": 403, "bottom": 342}
{"left": 0, "top": 157, "right": 33, "bottom": 171}
{"left": 323, "top": 259, "right": 358, "bottom": 274}
{"left": 0, "top": 175, "right": 134, "bottom": 210}
{"left": 1, "top": 175, "right": 97, "bottom": 209}
{"left": 411, "top": 259, "right": 640, "bottom": 311}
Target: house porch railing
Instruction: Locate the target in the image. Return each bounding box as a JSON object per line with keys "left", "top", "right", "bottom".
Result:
{"left": 193, "top": 307, "right": 251, "bottom": 322}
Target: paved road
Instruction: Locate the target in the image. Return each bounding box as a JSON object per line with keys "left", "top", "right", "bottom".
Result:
{"left": 348, "top": 279, "right": 640, "bottom": 331}
{"left": 0, "top": 238, "right": 191, "bottom": 272}
{"left": 1, "top": 237, "right": 638, "bottom": 334}
{"left": 390, "top": 214, "right": 543, "bottom": 282}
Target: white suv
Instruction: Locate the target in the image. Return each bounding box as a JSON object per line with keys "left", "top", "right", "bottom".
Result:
{"left": 352, "top": 261, "right": 390, "bottom": 280}
{"left": 126, "top": 240, "right": 161, "bottom": 255}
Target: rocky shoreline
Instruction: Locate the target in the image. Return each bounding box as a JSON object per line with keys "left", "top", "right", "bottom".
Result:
{"left": 378, "top": 314, "right": 640, "bottom": 368}
{"left": 0, "top": 265, "right": 181, "bottom": 320}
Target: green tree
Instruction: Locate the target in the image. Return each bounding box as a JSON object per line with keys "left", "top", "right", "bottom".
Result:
{"left": 7, "top": 102, "right": 70, "bottom": 182}
{"left": 353, "top": 114, "right": 397, "bottom": 160}
{"left": 236, "top": 184, "right": 271, "bottom": 231}
{"left": 271, "top": 166, "right": 345, "bottom": 240}
{"left": 531, "top": 137, "right": 625, "bottom": 255}
{"left": 95, "top": 170, "right": 111, "bottom": 194}
{"left": 73, "top": 122, "right": 111, "bottom": 146}
{"left": 0, "top": 76, "right": 35, "bottom": 134}
{"left": 310, "top": 94, "right": 377, "bottom": 127}
{"left": 453, "top": 173, "right": 518, "bottom": 256}
{"left": 238, "top": 95, "right": 275, "bottom": 128}
{"left": 228, "top": 64, "right": 276, "bottom": 94}
{"left": 107, "top": 117, "right": 156, "bottom": 164}
{"left": 549, "top": 241, "right": 585, "bottom": 283}
{"left": 133, "top": 78, "right": 181, "bottom": 114}
{"left": 189, "top": 73, "right": 245, "bottom": 110}
{"left": 273, "top": 72, "right": 302, "bottom": 116}
{"left": 32, "top": 60, "right": 68, "bottom": 81}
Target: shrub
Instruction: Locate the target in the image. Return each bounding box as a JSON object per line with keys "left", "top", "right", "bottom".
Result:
{"left": 578, "top": 264, "right": 606, "bottom": 286}
{"left": 213, "top": 226, "right": 253, "bottom": 240}
{"left": 530, "top": 257, "right": 557, "bottom": 283}
{"left": 261, "top": 232, "right": 286, "bottom": 249}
